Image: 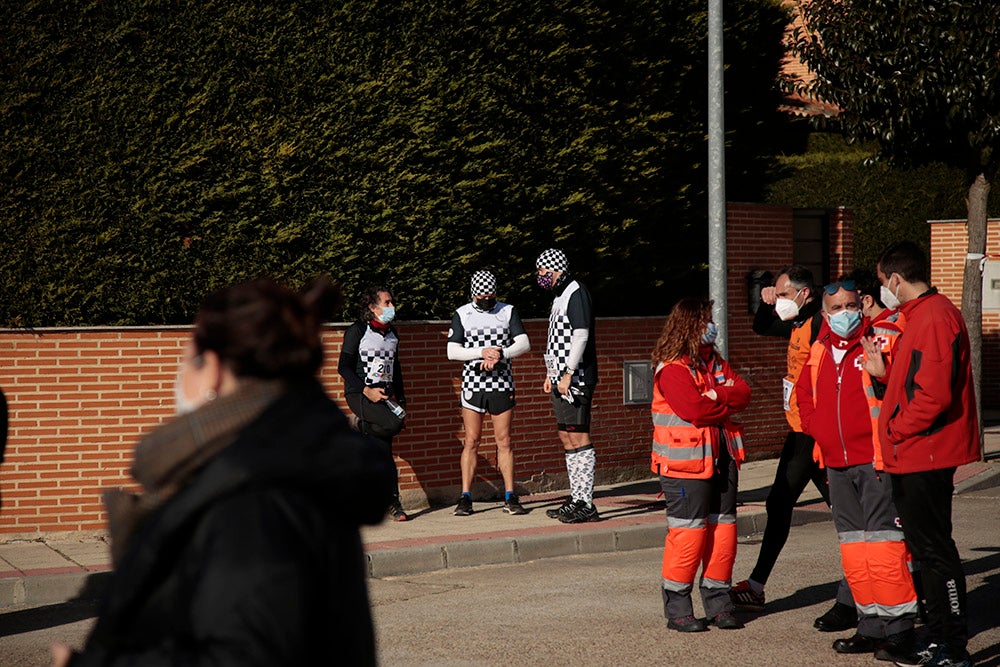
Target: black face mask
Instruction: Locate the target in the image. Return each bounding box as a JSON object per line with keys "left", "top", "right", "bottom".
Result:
{"left": 474, "top": 297, "right": 497, "bottom": 311}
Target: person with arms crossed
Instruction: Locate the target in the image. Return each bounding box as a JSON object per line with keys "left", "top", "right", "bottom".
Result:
{"left": 651, "top": 298, "right": 750, "bottom": 632}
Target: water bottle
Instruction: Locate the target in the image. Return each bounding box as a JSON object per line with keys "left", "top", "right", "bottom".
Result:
{"left": 385, "top": 398, "right": 406, "bottom": 419}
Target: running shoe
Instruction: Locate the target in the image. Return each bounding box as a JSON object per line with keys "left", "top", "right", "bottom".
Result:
{"left": 453, "top": 495, "right": 473, "bottom": 516}
{"left": 729, "top": 580, "right": 765, "bottom": 611}
{"left": 557, "top": 499, "right": 600, "bottom": 523}
{"left": 545, "top": 497, "right": 573, "bottom": 519}
{"left": 503, "top": 494, "right": 528, "bottom": 515}
{"left": 388, "top": 497, "right": 408, "bottom": 522}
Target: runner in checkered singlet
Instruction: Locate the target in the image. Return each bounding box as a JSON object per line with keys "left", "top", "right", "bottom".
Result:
{"left": 447, "top": 271, "right": 531, "bottom": 516}
{"left": 338, "top": 285, "right": 409, "bottom": 521}
{"left": 535, "top": 249, "right": 600, "bottom": 524}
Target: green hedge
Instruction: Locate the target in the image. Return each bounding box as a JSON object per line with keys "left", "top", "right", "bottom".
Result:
{"left": 0, "top": 0, "right": 793, "bottom": 326}
{"left": 766, "top": 132, "right": 999, "bottom": 272}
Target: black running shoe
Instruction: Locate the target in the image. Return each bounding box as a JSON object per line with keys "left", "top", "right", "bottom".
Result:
{"left": 453, "top": 495, "right": 473, "bottom": 516}
{"left": 503, "top": 494, "right": 528, "bottom": 515}
{"left": 388, "top": 497, "right": 409, "bottom": 522}
{"left": 545, "top": 497, "right": 573, "bottom": 519}
{"left": 557, "top": 499, "right": 600, "bottom": 523}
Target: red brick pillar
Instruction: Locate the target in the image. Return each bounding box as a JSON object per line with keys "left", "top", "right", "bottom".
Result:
{"left": 829, "top": 206, "right": 855, "bottom": 278}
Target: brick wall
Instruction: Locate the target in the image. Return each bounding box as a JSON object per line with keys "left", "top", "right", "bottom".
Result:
{"left": 929, "top": 218, "right": 1000, "bottom": 408}
{"left": 724, "top": 203, "right": 856, "bottom": 457}
{"left": 0, "top": 320, "right": 665, "bottom": 536}
{"left": 725, "top": 203, "right": 795, "bottom": 455}
{"left": 0, "top": 202, "right": 851, "bottom": 537}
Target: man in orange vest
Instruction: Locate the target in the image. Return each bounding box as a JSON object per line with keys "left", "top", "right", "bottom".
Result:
{"left": 796, "top": 278, "right": 918, "bottom": 662}
{"left": 730, "top": 266, "right": 856, "bottom": 632}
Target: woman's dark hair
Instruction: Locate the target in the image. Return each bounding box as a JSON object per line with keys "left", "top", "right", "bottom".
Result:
{"left": 359, "top": 285, "right": 393, "bottom": 322}
{"left": 651, "top": 298, "right": 714, "bottom": 364}
{"left": 193, "top": 276, "right": 342, "bottom": 380}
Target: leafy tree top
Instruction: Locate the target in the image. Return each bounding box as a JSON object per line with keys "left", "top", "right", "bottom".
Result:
{"left": 791, "top": 0, "right": 1000, "bottom": 177}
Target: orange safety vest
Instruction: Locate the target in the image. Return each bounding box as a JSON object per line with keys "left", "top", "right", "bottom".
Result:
{"left": 862, "top": 311, "right": 904, "bottom": 471}
{"left": 783, "top": 314, "right": 818, "bottom": 432}
{"left": 651, "top": 358, "right": 745, "bottom": 479}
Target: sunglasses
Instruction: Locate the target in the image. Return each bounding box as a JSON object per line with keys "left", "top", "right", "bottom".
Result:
{"left": 823, "top": 279, "right": 856, "bottom": 295}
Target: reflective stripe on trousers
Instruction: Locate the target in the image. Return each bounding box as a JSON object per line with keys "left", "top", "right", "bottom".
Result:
{"left": 658, "top": 451, "right": 738, "bottom": 620}
{"left": 828, "top": 465, "right": 918, "bottom": 637}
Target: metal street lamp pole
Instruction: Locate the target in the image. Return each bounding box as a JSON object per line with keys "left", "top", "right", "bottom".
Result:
{"left": 707, "top": 0, "right": 727, "bottom": 356}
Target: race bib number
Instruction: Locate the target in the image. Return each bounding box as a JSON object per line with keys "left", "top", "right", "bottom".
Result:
{"left": 366, "top": 358, "right": 393, "bottom": 385}
{"left": 544, "top": 353, "right": 559, "bottom": 377}
{"left": 782, "top": 378, "right": 794, "bottom": 412}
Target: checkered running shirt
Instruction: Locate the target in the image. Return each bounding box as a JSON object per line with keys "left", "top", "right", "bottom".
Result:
{"left": 545, "top": 279, "right": 598, "bottom": 385}
{"left": 357, "top": 326, "right": 398, "bottom": 386}
{"left": 448, "top": 302, "right": 526, "bottom": 393}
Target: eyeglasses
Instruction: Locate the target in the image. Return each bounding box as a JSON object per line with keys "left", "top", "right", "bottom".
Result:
{"left": 823, "top": 279, "right": 856, "bottom": 295}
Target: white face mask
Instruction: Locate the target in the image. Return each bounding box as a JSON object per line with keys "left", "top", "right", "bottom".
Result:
{"left": 880, "top": 277, "right": 901, "bottom": 310}
{"left": 774, "top": 287, "right": 804, "bottom": 321}
{"left": 174, "top": 372, "right": 200, "bottom": 415}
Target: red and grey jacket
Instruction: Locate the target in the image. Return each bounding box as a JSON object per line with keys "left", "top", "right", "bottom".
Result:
{"left": 651, "top": 350, "right": 750, "bottom": 479}
{"left": 797, "top": 327, "right": 876, "bottom": 469}
{"left": 878, "top": 289, "right": 979, "bottom": 473}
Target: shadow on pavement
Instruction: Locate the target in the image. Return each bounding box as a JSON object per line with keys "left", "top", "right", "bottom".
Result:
{"left": 0, "top": 571, "right": 109, "bottom": 637}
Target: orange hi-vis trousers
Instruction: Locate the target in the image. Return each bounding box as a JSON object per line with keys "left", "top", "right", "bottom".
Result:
{"left": 658, "top": 454, "right": 738, "bottom": 621}
{"left": 828, "top": 464, "right": 918, "bottom": 638}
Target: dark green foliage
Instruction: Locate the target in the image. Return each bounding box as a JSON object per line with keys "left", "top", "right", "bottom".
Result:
{"left": 0, "top": 0, "right": 793, "bottom": 325}
{"left": 791, "top": 0, "right": 1000, "bottom": 178}
{"left": 766, "top": 133, "right": 1000, "bottom": 271}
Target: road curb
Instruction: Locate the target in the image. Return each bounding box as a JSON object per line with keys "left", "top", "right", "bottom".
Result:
{"left": 954, "top": 460, "right": 1000, "bottom": 494}
{"left": 364, "top": 506, "right": 833, "bottom": 579}
{"left": 5, "top": 465, "right": 992, "bottom": 608}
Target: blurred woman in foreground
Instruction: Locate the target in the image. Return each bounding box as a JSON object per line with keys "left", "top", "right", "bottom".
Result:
{"left": 651, "top": 298, "right": 751, "bottom": 633}
{"left": 55, "top": 277, "right": 396, "bottom": 666}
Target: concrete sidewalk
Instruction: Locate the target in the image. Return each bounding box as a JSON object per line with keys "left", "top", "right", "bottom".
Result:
{"left": 2, "top": 428, "right": 998, "bottom": 609}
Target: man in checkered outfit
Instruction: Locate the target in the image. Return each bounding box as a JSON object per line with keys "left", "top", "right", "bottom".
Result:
{"left": 447, "top": 271, "right": 531, "bottom": 516}
{"left": 536, "top": 249, "right": 600, "bottom": 523}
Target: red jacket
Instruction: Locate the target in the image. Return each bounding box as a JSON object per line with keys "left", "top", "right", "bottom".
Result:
{"left": 651, "top": 348, "right": 751, "bottom": 479}
{"left": 796, "top": 326, "right": 875, "bottom": 468}
{"left": 878, "top": 289, "right": 979, "bottom": 473}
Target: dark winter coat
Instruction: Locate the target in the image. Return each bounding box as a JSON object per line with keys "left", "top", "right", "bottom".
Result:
{"left": 71, "top": 379, "right": 396, "bottom": 666}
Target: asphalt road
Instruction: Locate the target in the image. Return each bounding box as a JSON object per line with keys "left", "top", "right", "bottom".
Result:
{"left": 2, "top": 484, "right": 997, "bottom": 666}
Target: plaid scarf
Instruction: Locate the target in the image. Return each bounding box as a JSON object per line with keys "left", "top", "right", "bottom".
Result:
{"left": 103, "top": 379, "right": 286, "bottom": 566}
